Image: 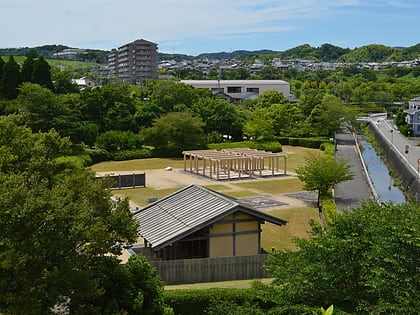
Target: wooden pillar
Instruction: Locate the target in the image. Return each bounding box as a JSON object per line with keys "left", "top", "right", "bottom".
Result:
{"left": 203, "top": 158, "right": 206, "bottom": 177}
{"left": 183, "top": 153, "right": 187, "bottom": 171}
{"left": 284, "top": 156, "right": 287, "bottom": 175}
{"left": 189, "top": 154, "right": 193, "bottom": 172}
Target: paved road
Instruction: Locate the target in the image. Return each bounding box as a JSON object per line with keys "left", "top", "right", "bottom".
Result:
{"left": 370, "top": 117, "right": 420, "bottom": 175}
{"left": 334, "top": 127, "right": 372, "bottom": 212}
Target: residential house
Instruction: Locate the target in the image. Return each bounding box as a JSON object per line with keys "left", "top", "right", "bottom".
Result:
{"left": 404, "top": 97, "right": 420, "bottom": 136}
{"left": 72, "top": 76, "right": 96, "bottom": 89}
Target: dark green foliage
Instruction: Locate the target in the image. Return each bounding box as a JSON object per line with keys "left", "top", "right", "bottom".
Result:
{"left": 191, "top": 97, "right": 244, "bottom": 141}
{"left": 1, "top": 56, "right": 22, "bottom": 99}
{"left": 85, "top": 147, "right": 110, "bottom": 164}
{"left": 267, "top": 202, "right": 420, "bottom": 314}
{"left": 142, "top": 111, "right": 207, "bottom": 157}
{"left": 164, "top": 288, "right": 257, "bottom": 315}
{"left": 32, "top": 56, "right": 54, "bottom": 91}
{"left": 52, "top": 69, "right": 80, "bottom": 94}
{"left": 96, "top": 130, "right": 143, "bottom": 152}
{"left": 0, "top": 116, "right": 141, "bottom": 313}
{"left": 111, "top": 148, "right": 152, "bottom": 161}
{"left": 21, "top": 56, "right": 34, "bottom": 82}
{"left": 295, "top": 153, "right": 354, "bottom": 196}
{"left": 208, "top": 140, "right": 282, "bottom": 152}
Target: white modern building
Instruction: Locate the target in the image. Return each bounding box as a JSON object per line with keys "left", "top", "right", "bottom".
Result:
{"left": 181, "top": 79, "right": 291, "bottom": 103}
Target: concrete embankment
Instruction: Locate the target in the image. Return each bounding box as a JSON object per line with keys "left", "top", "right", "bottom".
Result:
{"left": 368, "top": 123, "right": 420, "bottom": 198}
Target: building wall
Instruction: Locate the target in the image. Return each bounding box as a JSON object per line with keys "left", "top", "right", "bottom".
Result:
{"left": 108, "top": 39, "right": 158, "bottom": 84}
{"left": 209, "top": 212, "right": 260, "bottom": 257}
{"left": 181, "top": 80, "right": 291, "bottom": 98}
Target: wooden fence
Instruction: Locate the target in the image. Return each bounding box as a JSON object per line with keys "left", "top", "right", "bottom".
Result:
{"left": 95, "top": 173, "right": 146, "bottom": 189}
{"left": 150, "top": 254, "right": 270, "bottom": 285}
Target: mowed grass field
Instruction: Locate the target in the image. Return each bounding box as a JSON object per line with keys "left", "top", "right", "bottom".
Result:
{"left": 93, "top": 146, "right": 320, "bottom": 255}
{"left": 91, "top": 146, "right": 321, "bottom": 173}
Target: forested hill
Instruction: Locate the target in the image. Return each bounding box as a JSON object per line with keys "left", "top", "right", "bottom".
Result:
{"left": 1, "top": 43, "right": 419, "bottom": 63}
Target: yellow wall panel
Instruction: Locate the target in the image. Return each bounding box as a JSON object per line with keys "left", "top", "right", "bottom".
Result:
{"left": 236, "top": 233, "right": 259, "bottom": 256}
{"left": 210, "top": 235, "right": 233, "bottom": 257}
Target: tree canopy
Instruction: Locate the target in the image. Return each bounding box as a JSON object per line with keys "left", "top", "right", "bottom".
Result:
{"left": 295, "top": 153, "right": 354, "bottom": 196}
{"left": 266, "top": 201, "right": 420, "bottom": 314}
{"left": 0, "top": 115, "right": 168, "bottom": 313}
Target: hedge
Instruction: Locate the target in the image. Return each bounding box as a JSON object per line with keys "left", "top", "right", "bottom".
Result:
{"left": 208, "top": 141, "right": 282, "bottom": 152}
{"left": 110, "top": 148, "right": 152, "bottom": 161}
{"left": 321, "top": 195, "right": 338, "bottom": 226}
{"left": 164, "top": 288, "right": 257, "bottom": 315}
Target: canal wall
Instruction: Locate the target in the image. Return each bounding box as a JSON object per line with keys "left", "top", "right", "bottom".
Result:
{"left": 368, "top": 123, "right": 420, "bottom": 198}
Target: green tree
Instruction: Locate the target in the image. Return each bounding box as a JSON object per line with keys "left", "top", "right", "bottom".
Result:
{"left": 1, "top": 56, "right": 22, "bottom": 99}
{"left": 32, "top": 56, "right": 54, "bottom": 91}
{"left": 17, "top": 83, "right": 83, "bottom": 142}
{"left": 0, "top": 115, "right": 140, "bottom": 313}
{"left": 142, "top": 111, "right": 207, "bottom": 156}
{"left": 266, "top": 202, "right": 420, "bottom": 314}
{"left": 52, "top": 69, "right": 79, "bottom": 94}
{"left": 305, "top": 94, "right": 348, "bottom": 137}
{"left": 21, "top": 56, "right": 35, "bottom": 83}
{"left": 254, "top": 89, "right": 289, "bottom": 108}
{"left": 295, "top": 153, "right": 353, "bottom": 223}
{"left": 191, "top": 97, "right": 244, "bottom": 141}
{"left": 243, "top": 107, "right": 275, "bottom": 140}
{"left": 149, "top": 79, "right": 210, "bottom": 112}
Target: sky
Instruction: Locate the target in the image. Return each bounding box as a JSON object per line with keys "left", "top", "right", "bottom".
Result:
{"left": 1, "top": 0, "right": 419, "bottom": 56}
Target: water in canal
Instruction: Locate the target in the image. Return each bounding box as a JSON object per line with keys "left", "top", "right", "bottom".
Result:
{"left": 359, "top": 136, "right": 406, "bottom": 203}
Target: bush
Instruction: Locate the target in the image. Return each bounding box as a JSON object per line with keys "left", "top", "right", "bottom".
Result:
{"left": 321, "top": 195, "right": 338, "bottom": 226}
{"left": 86, "top": 147, "right": 110, "bottom": 164}
{"left": 208, "top": 141, "right": 282, "bottom": 152}
{"left": 110, "top": 148, "right": 152, "bottom": 161}
{"left": 320, "top": 142, "right": 335, "bottom": 156}
{"left": 96, "top": 130, "right": 142, "bottom": 152}
{"left": 164, "top": 288, "right": 256, "bottom": 315}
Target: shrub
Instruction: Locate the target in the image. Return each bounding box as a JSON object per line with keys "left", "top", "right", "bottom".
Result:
{"left": 321, "top": 195, "right": 338, "bottom": 226}
{"left": 164, "top": 288, "right": 256, "bottom": 315}
{"left": 208, "top": 141, "right": 282, "bottom": 152}
{"left": 96, "top": 130, "right": 142, "bottom": 152}
{"left": 320, "top": 143, "right": 335, "bottom": 156}
{"left": 85, "top": 147, "right": 110, "bottom": 164}
{"left": 111, "top": 148, "right": 152, "bottom": 161}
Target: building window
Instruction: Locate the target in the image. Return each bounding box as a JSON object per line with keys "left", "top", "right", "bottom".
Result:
{"left": 246, "top": 87, "right": 259, "bottom": 93}
{"left": 227, "top": 86, "right": 241, "bottom": 93}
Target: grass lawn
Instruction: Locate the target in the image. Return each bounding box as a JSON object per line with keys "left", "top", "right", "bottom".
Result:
{"left": 165, "top": 278, "right": 273, "bottom": 290}
{"left": 91, "top": 146, "right": 321, "bottom": 173}
{"left": 282, "top": 145, "right": 322, "bottom": 172}
{"left": 115, "top": 187, "right": 179, "bottom": 207}
{"left": 261, "top": 207, "right": 319, "bottom": 251}
{"left": 91, "top": 158, "right": 184, "bottom": 172}
{"left": 232, "top": 177, "right": 304, "bottom": 194}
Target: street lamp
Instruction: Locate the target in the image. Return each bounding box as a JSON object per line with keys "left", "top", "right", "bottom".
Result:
{"left": 390, "top": 129, "right": 394, "bottom": 144}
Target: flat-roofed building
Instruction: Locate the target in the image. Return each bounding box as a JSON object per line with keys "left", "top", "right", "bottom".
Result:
{"left": 108, "top": 39, "right": 158, "bottom": 84}
{"left": 181, "top": 79, "right": 291, "bottom": 103}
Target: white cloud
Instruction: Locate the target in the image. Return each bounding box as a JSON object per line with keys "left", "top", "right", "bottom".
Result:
{"left": 0, "top": 0, "right": 419, "bottom": 53}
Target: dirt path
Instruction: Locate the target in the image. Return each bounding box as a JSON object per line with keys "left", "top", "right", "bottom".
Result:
{"left": 106, "top": 168, "right": 313, "bottom": 210}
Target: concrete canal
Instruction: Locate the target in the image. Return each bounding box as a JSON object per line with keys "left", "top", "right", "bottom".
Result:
{"left": 359, "top": 136, "right": 406, "bottom": 203}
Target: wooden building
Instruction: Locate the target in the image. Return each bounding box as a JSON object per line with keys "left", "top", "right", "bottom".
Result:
{"left": 132, "top": 184, "right": 287, "bottom": 261}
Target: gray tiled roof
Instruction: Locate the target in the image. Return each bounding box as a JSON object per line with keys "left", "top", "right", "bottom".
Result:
{"left": 133, "top": 184, "right": 286, "bottom": 251}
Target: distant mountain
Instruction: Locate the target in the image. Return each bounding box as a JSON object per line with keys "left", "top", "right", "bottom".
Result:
{"left": 1, "top": 43, "right": 419, "bottom": 64}
{"left": 0, "top": 45, "right": 109, "bottom": 63}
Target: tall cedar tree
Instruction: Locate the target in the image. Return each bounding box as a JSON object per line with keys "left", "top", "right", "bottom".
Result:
{"left": 1, "top": 56, "right": 22, "bottom": 99}
{"left": 32, "top": 56, "right": 54, "bottom": 91}
{"left": 0, "top": 57, "right": 5, "bottom": 96}
{"left": 21, "top": 56, "right": 34, "bottom": 83}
